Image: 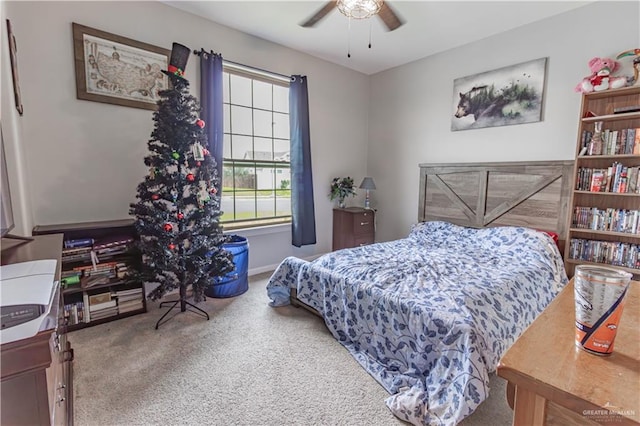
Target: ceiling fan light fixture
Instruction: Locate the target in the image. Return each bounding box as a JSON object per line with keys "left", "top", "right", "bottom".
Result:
{"left": 337, "top": 0, "right": 383, "bottom": 20}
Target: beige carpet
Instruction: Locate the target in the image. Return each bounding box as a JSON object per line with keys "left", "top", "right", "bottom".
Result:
{"left": 71, "top": 272, "right": 513, "bottom": 425}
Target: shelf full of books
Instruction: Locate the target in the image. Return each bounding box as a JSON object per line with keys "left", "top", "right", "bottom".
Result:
{"left": 572, "top": 206, "right": 640, "bottom": 234}
{"left": 567, "top": 239, "right": 639, "bottom": 274}
{"left": 565, "top": 86, "right": 640, "bottom": 279}
{"left": 63, "top": 286, "right": 145, "bottom": 327}
{"left": 575, "top": 163, "right": 640, "bottom": 193}
{"left": 33, "top": 219, "right": 147, "bottom": 331}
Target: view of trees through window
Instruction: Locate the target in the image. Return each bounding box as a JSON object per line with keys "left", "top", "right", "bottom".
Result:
{"left": 221, "top": 70, "right": 291, "bottom": 227}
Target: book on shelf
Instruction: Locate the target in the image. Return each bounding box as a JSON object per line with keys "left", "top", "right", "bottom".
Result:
{"left": 89, "top": 299, "right": 117, "bottom": 312}
{"left": 73, "top": 261, "right": 119, "bottom": 273}
{"left": 580, "top": 130, "right": 592, "bottom": 152}
{"left": 82, "top": 293, "right": 91, "bottom": 323}
{"left": 93, "top": 247, "right": 129, "bottom": 257}
{"left": 117, "top": 292, "right": 142, "bottom": 301}
{"left": 63, "top": 238, "right": 94, "bottom": 249}
{"left": 89, "top": 306, "right": 119, "bottom": 320}
{"left": 603, "top": 129, "right": 611, "bottom": 154}
{"left": 61, "top": 253, "right": 93, "bottom": 263}
{"left": 115, "top": 287, "right": 142, "bottom": 296}
{"left": 613, "top": 105, "right": 640, "bottom": 114}
{"left": 84, "top": 269, "right": 116, "bottom": 279}
{"left": 62, "top": 246, "right": 93, "bottom": 263}
{"left": 62, "top": 246, "right": 92, "bottom": 255}
{"left": 64, "top": 302, "right": 86, "bottom": 325}
{"left": 88, "top": 292, "right": 111, "bottom": 306}
{"left": 81, "top": 275, "right": 112, "bottom": 289}
{"left": 627, "top": 128, "right": 637, "bottom": 154}
{"left": 629, "top": 167, "right": 639, "bottom": 193}
{"left": 589, "top": 170, "right": 605, "bottom": 192}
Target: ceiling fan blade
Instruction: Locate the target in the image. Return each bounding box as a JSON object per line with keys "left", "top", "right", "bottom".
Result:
{"left": 378, "top": 2, "right": 405, "bottom": 31}
{"left": 300, "top": 1, "right": 337, "bottom": 28}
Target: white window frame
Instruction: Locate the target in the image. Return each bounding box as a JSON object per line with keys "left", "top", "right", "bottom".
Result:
{"left": 221, "top": 63, "right": 292, "bottom": 231}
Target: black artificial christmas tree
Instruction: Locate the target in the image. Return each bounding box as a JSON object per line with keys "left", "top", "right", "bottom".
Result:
{"left": 129, "top": 43, "right": 234, "bottom": 329}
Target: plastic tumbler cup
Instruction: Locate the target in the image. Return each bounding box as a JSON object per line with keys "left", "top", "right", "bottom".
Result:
{"left": 574, "top": 265, "right": 633, "bottom": 356}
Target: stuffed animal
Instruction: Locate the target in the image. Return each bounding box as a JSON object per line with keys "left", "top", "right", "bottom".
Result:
{"left": 575, "top": 57, "right": 627, "bottom": 93}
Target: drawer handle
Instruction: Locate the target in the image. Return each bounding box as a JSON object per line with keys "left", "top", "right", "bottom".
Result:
{"left": 57, "top": 397, "right": 65, "bottom": 405}
{"left": 360, "top": 222, "right": 369, "bottom": 226}
{"left": 63, "top": 348, "right": 75, "bottom": 362}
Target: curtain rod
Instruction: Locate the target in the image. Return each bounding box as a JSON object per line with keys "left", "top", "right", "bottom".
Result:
{"left": 193, "top": 48, "right": 291, "bottom": 83}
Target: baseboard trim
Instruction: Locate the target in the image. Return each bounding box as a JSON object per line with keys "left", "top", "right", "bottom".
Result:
{"left": 247, "top": 253, "right": 326, "bottom": 277}
{"left": 248, "top": 264, "right": 280, "bottom": 276}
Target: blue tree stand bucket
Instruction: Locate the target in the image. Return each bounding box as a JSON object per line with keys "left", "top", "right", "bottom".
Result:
{"left": 205, "top": 235, "right": 249, "bottom": 298}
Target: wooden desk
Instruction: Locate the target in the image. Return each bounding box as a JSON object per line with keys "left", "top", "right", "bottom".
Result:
{"left": 1, "top": 234, "right": 73, "bottom": 425}
{"left": 497, "top": 278, "right": 639, "bottom": 426}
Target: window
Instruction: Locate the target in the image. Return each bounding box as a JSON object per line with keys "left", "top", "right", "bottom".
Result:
{"left": 221, "top": 67, "right": 291, "bottom": 229}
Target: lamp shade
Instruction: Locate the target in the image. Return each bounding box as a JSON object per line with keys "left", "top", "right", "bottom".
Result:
{"left": 337, "top": 0, "right": 382, "bottom": 19}
{"left": 359, "top": 177, "right": 376, "bottom": 190}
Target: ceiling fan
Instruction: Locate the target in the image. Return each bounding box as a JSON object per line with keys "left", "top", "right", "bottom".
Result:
{"left": 300, "top": 0, "right": 405, "bottom": 32}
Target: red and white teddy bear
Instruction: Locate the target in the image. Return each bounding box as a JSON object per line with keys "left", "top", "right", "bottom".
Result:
{"left": 575, "top": 57, "right": 627, "bottom": 93}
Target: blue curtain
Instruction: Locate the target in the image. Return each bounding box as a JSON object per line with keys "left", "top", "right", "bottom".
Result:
{"left": 289, "top": 75, "right": 316, "bottom": 247}
{"left": 199, "top": 52, "right": 224, "bottom": 192}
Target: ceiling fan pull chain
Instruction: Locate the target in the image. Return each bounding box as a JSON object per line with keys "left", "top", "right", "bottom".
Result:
{"left": 347, "top": 17, "right": 351, "bottom": 58}
{"left": 368, "top": 19, "right": 372, "bottom": 49}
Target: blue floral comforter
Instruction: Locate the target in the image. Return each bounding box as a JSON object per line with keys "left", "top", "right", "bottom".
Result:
{"left": 266, "top": 221, "right": 567, "bottom": 425}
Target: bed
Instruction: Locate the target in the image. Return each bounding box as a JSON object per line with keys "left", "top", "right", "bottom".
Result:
{"left": 267, "top": 161, "right": 574, "bottom": 425}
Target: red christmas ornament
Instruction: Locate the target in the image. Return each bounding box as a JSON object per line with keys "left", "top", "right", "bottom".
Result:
{"left": 210, "top": 187, "right": 217, "bottom": 194}
{"left": 164, "top": 223, "right": 173, "bottom": 232}
{"left": 196, "top": 119, "right": 205, "bottom": 128}
{"left": 186, "top": 173, "right": 195, "bottom": 182}
{"left": 202, "top": 148, "right": 209, "bottom": 156}
{"left": 177, "top": 212, "right": 184, "bottom": 220}
{"left": 168, "top": 243, "right": 176, "bottom": 250}
{"left": 152, "top": 194, "right": 160, "bottom": 200}
{"left": 196, "top": 161, "right": 201, "bottom": 167}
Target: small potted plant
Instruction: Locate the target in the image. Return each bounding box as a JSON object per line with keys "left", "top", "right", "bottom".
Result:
{"left": 329, "top": 177, "right": 356, "bottom": 208}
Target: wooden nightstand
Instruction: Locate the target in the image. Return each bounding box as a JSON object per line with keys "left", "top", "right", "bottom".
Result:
{"left": 332, "top": 207, "right": 375, "bottom": 250}
{"left": 497, "top": 278, "right": 639, "bottom": 426}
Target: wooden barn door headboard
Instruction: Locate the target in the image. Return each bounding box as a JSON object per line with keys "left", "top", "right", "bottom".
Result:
{"left": 418, "top": 161, "right": 574, "bottom": 250}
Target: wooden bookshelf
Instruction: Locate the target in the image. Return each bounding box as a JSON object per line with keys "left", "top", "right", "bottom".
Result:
{"left": 565, "top": 86, "right": 640, "bottom": 279}
{"left": 33, "top": 219, "right": 147, "bottom": 331}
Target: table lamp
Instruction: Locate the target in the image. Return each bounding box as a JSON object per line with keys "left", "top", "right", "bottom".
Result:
{"left": 359, "top": 177, "right": 376, "bottom": 209}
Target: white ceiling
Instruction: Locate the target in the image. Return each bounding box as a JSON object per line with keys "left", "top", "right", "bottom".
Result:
{"left": 163, "top": 1, "right": 594, "bottom": 75}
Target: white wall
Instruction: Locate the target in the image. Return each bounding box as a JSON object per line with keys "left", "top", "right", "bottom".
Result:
{"left": 2, "top": 2, "right": 34, "bottom": 237}
{"left": 5, "top": 1, "right": 639, "bottom": 272}
{"left": 2, "top": 1, "right": 370, "bottom": 272}
{"left": 368, "top": 1, "right": 640, "bottom": 242}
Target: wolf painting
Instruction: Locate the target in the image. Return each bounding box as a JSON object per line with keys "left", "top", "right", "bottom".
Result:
{"left": 451, "top": 58, "right": 547, "bottom": 131}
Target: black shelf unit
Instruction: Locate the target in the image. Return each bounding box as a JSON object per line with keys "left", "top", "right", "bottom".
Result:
{"left": 33, "top": 219, "right": 147, "bottom": 331}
